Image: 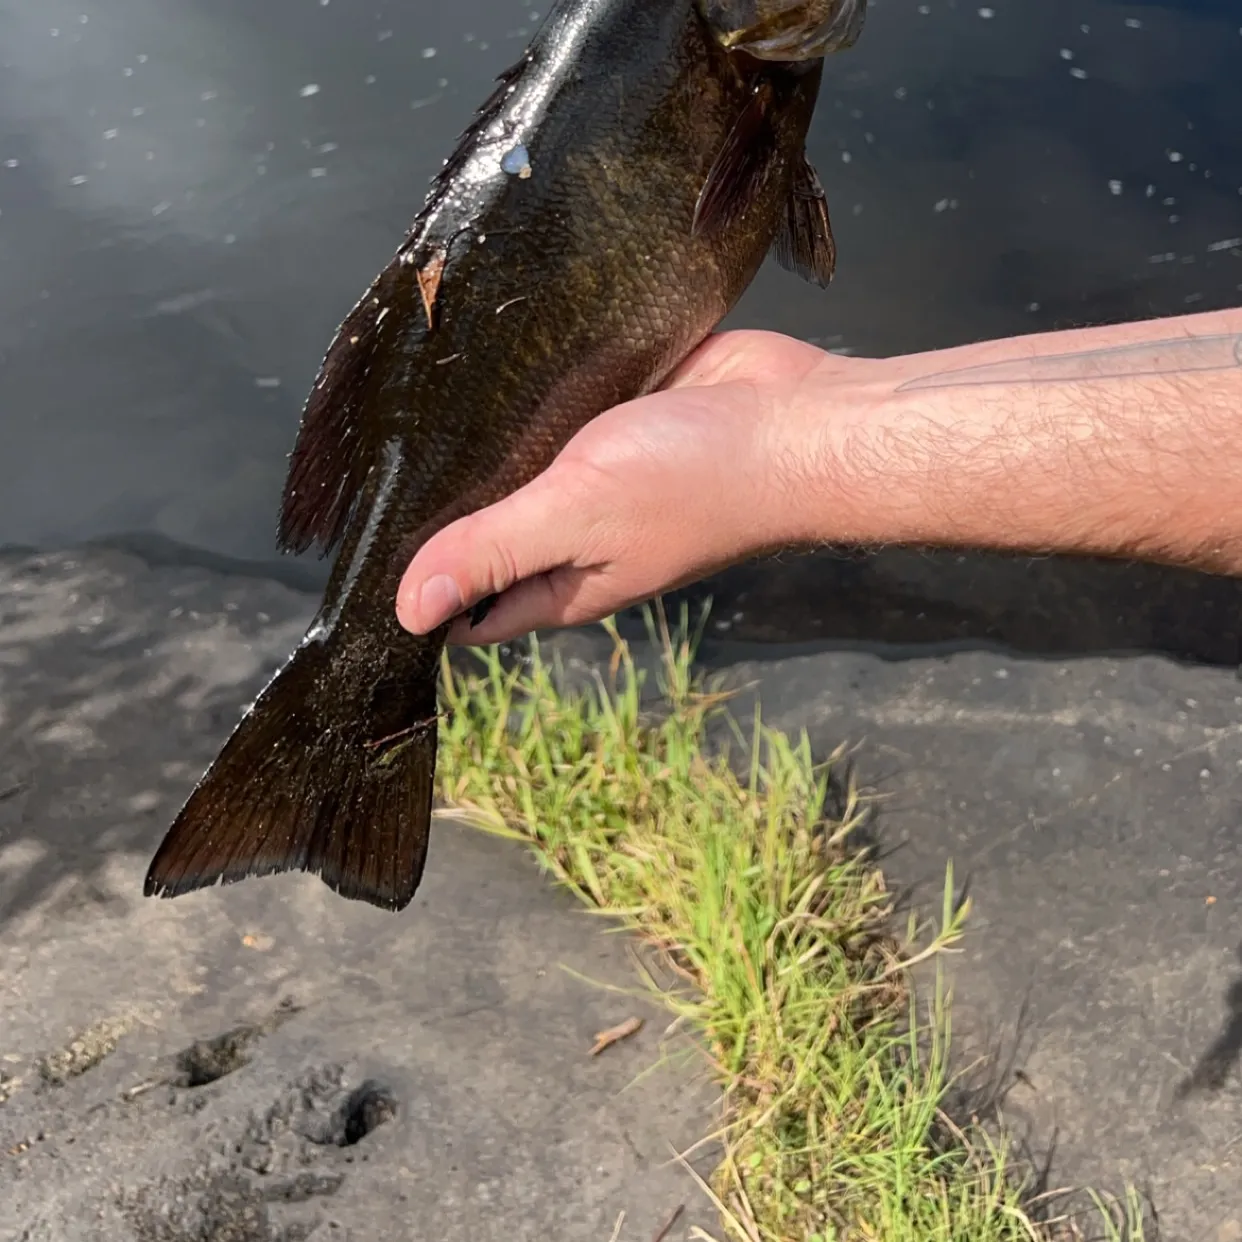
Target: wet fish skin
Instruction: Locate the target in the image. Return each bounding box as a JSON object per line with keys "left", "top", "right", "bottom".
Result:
{"left": 144, "top": 0, "right": 848, "bottom": 913}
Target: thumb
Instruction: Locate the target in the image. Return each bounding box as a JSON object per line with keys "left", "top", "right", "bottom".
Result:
{"left": 395, "top": 473, "right": 579, "bottom": 636}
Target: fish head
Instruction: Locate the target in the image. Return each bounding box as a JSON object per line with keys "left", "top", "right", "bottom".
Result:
{"left": 697, "top": 0, "right": 868, "bottom": 61}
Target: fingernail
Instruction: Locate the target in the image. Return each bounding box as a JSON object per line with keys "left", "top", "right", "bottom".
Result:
{"left": 416, "top": 574, "right": 462, "bottom": 631}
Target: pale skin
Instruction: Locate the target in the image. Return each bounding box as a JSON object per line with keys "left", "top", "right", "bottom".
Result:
{"left": 395, "top": 304, "right": 1242, "bottom": 645}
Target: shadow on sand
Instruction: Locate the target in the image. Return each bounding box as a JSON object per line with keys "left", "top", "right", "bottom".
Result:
{"left": 649, "top": 547, "right": 1242, "bottom": 670}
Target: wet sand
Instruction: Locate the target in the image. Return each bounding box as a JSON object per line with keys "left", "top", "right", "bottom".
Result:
{"left": 3, "top": 545, "right": 1242, "bottom": 1239}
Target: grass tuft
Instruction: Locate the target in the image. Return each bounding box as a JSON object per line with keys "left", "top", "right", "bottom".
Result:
{"left": 436, "top": 603, "right": 1148, "bottom": 1242}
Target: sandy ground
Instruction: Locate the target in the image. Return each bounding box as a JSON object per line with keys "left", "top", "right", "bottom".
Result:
{"left": 3, "top": 545, "right": 1242, "bottom": 1240}
{"left": 0, "top": 548, "right": 717, "bottom": 1242}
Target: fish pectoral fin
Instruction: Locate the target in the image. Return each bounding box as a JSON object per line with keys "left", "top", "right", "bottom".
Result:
{"left": 692, "top": 80, "right": 781, "bottom": 240}
{"left": 277, "top": 258, "right": 412, "bottom": 557}
{"left": 771, "top": 154, "right": 837, "bottom": 288}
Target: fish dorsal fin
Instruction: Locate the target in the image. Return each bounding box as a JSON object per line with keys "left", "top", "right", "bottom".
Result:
{"left": 423, "top": 52, "right": 532, "bottom": 221}
{"left": 771, "top": 154, "right": 837, "bottom": 288}
{"left": 277, "top": 259, "right": 410, "bottom": 557}
{"left": 277, "top": 52, "right": 538, "bottom": 558}
{"left": 692, "top": 81, "right": 780, "bottom": 239}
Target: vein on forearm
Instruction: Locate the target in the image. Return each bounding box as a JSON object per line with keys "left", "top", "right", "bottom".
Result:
{"left": 895, "top": 331, "right": 1242, "bottom": 392}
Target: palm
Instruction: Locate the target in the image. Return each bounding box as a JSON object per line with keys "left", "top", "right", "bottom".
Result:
{"left": 399, "top": 329, "right": 843, "bottom": 643}
{"left": 557, "top": 330, "right": 828, "bottom": 478}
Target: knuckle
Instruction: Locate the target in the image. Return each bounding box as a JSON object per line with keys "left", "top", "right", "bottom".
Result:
{"left": 487, "top": 538, "right": 522, "bottom": 595}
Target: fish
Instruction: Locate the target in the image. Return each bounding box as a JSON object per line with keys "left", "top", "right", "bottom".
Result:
{"left": 144, "top": 0, "right": 865, "bottom": 914}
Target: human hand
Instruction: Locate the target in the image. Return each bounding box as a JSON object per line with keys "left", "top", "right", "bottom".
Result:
{"left": 399, "top": 305, "right": 1242, "bottom": 637}
{"left": 395, "top": 329, "right": 841, "bottom": 644}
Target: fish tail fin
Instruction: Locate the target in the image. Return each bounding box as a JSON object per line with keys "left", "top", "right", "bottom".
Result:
{"left": 144, "top": 634, "right": 439, "bottom": 912}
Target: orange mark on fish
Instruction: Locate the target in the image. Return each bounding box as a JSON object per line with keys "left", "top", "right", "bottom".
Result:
{"left": 416, "top": 252, "right": 447, "bottom": 329}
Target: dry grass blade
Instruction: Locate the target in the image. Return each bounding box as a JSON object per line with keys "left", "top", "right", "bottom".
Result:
{"left": 591, "top": 1016, "right": 645, "bottom": 1056}
{"left": 651, "top": 1204, "right": 685, "bottom": 1242}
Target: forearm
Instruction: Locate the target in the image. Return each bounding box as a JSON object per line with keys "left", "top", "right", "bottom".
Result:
{"left": 787, "top": 307, "right": 1242, "bottom": 573}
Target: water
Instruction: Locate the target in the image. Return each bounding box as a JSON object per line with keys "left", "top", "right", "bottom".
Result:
{"left": 1, "top": 0, "right": 1239, "bottom": 650}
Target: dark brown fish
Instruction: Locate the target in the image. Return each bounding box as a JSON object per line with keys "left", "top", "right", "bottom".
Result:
{"left": 145, "top": 0, "right": 863, "bottom": 913}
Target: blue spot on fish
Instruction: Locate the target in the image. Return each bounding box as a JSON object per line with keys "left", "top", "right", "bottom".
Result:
{"left": 501, "top": 143, "right": 533, "bottom": 179}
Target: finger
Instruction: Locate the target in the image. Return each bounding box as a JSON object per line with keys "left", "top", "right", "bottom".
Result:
{"left": 395, "top": 471, "right": 590, "bottom": 636}
{"left": 448, "top": 565, "right": 669, "bottom": 646}
{"left": 448, "top": 551, "right": 734, "bottom": 648}
{"left": 444, "top": 570, "right": 586, "bottom": 646}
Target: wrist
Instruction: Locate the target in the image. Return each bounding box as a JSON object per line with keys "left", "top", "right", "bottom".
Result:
{"left": 767, "top": 354, "right": 944, "bottom": 549}
{"left": 772, "top": 333, "right": 1242, "bottom": 574}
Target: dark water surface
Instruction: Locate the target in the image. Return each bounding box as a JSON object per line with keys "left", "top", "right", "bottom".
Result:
{"left": 1, "top": 0, "right": 1240, "bottom": 654}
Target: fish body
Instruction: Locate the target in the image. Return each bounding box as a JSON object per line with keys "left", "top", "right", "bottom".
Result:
{"left": 145, "top": 0, "right": 859, "bottom": 912}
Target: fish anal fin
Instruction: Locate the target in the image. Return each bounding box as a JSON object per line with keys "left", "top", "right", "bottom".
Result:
{"left": 692, "top": 81, "right": 780, "bottom": 240}
{"left": 772, "top": 154, "right": 837, "bottom": 288}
